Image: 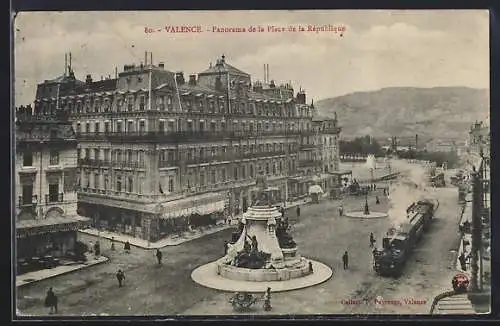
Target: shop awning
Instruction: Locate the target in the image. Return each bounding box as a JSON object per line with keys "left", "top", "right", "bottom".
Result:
{"left": 159, "top": 192, "right": 226, "bottom": 219}
{"left": 16, "top": 215, "right": 91, "bottom": 238}
{"left": 161, "top": 200, "right": 225, "bottom": 219}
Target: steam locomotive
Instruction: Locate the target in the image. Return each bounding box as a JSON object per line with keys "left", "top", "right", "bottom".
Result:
{"left": 373, "top": 199, "right": 436, "bottom": 277}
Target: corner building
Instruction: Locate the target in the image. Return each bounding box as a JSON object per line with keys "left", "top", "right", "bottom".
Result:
{"left": 33, "top": 55, "right": 341, "bottom": 242}
{"left": 15, "top": 106, "right": 90, "bottom": 271}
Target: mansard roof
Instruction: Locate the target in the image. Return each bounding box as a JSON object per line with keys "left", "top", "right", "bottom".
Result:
{"left": 199, "top": 61, "right": 250, "bottom": 77}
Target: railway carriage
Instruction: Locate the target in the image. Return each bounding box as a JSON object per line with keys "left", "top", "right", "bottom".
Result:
{"left": 374, "top": 199, "right": 436, "bottom": 277}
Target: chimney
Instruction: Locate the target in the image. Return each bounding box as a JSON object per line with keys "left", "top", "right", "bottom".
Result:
{"left": 269, "top": 80, "right": 276, "bottom": 88}
{"left": 188, "top": 74, "right": 197, "bottom": 86}
{"left": 85, "top": 74, "right": 92, "bottom": 85}
{"left": 296, "top": 91, "right": 306, "bottom": 104}
{"left": 176, "top": 72, "right": 185, "bottom": 85}
{"left": 158, "top": 62, "right": 165, "bottom": 69}
{"left": 253, "top": 81, "right": 263, "bottom": 93}
{"left": 145, "top": 51, "right": 148, "bottom": 65}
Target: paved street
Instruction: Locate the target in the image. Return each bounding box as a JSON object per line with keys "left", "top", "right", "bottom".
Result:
{"left": 17, "top": 165, "right": 463, "bottom": 316}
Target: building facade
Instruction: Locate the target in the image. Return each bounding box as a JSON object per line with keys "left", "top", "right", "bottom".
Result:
{"left": 466, "top": 120, "right": 490, "bottom": 213}
{"left": 15, "top": 106, "right": 90, "bottom": 267}
{"left": 32, "top": 54, "right": 340, "bottom": 242}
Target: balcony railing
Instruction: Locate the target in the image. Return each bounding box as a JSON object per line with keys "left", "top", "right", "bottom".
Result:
{"left": 45, "top": 193, "right": 64, "bottom": 204}
{"left": 78, "top": 158, "right": 145, "bottom": 169}
{"left": 184, "top": 150, "right": 289, "bottom": 165}
{"left": 18, "top": 195, "right": 38, "bottom": 208}
{"left": 75, "top": 130, "right": 313, "bottom": 142}
{"left": 159, "top": 160, "right": 179, "bottom": 168}
{"left": 300, "top": 144, "right": 318, "bottom": 150}
{"left": 298, "top": 159, "right": 322, "bottom": 168}
{"left": 318, "top": 127, "right": 342, "bottom": 134}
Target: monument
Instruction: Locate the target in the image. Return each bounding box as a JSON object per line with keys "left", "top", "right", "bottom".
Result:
{"left": 191, "top": 175, "right": 333, "bottom": 292}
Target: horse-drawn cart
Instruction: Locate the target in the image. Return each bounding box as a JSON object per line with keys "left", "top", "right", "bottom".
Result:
{"left": 228, "top": 292, "right": 260, "bottom": 311}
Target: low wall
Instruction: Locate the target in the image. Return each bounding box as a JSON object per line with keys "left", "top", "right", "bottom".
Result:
{"left": 217, "top": 259, "right": 311, "bottom": 282}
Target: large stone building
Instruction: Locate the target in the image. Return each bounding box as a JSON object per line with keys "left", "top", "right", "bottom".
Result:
{"left": 32, "top": 53, "right": 341, "bottom": 242}
{"left": 466, "top": 120, "right": 490, "bottom": 212}
{"left": 15, "top": 106, "right": 90, "bottom": 270}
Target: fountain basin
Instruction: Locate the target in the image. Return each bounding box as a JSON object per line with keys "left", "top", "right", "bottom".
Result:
{"left": 217, "top": 257, "right": 311, "bottom": 282}
{"left": 192, "top": 259, "right": 333, "bottom": 292}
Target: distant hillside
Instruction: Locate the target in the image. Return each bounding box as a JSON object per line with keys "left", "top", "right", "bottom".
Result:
{"left": 315, "top": 87, "right": 489, "bottom": 140}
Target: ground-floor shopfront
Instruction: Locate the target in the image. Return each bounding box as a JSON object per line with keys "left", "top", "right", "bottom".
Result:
{"left": 78, "top": 191, "right": 227, "bottom": 242}
{"left": 16, "top": 216, "right": 91, "bottom": 274}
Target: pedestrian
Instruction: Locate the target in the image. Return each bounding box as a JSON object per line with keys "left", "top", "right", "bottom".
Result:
{"left": 263, "top": 287, "right": 272, "bottom": 311}
{"left": 156, "top": 249, "right": 163, "bottom": 265}
{"left": 369, "top": 233, "right": 375, "bottom": 248}
{"left": 296, "top": 206, "right": 301, "bottom": 217}
{"left": 342, "top": 251, "right": 349, "bottom": 269}
{"left": 124, "top": 241, "right": 131, "bottom": 253}
{"left": 374, "top": 184, "right": 377, "bottom": 190}
{"left": 116, "top": 269, "right": 125, "bottom": 287}
{"left": 44, "top": 287, "right": 58, "bottom": 314}
{"left": 459, "top": 252, "right": 467, "bottom": 271}
{"left": 281, "top": 207, "right": 285, "bottom": 218}
{"left": 383, "top": 188, "right": 386, "bottom": 196}
{"left": 375, "top": 196, "right": 380, "bottom": 204}
{"left": 224, "top": 240, "right": 229, "bottom": 255}
{"left": 111, "top": 237, "right": 116, "bottom": 251}
{"left": 94, "top": 241, "right": 100, "bottom": 258}
{"left": 338, "top": 206, "right": 344, "bottom": 216}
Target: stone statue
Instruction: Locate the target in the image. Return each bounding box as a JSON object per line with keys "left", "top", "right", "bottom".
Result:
{"left": 251, "top": 235, "right": 258, "bottom": 254}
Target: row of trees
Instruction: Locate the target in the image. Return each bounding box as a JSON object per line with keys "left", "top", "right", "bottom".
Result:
{"left": 397, "top": 148, "right": 460, "bottom": 168}
{"left": 339, "top": 135, "right": 384, "bottom": 156}
{"left": 340, "top": 135, "right": 460, "bottom": 168}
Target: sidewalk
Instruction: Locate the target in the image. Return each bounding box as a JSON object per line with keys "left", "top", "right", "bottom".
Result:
{"left": 16, "top": 253, "right": 108, "bottom": 288}
{"left": 79, "top": 198, "right": 309, "bottom": 250}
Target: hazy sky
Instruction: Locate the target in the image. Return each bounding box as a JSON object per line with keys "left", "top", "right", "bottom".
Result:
{"left": 13, "top": 10, "right": 489, "bottom": 106}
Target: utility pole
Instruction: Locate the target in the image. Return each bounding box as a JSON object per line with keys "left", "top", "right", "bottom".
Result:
{"left": 469, "top": 167, "right": 482, "bottom": 292}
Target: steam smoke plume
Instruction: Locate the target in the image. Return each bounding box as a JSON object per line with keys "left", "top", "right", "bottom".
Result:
{"left": 386, "top": 160, "right": 433, "bottom": 228}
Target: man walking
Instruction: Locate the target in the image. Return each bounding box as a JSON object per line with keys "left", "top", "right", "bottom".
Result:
{"left": 459, "top": 252, "right": 467, "bottom": 271}
{"left": 44, "top": 287, "right": 58, "bottom": 314}
{"left": 124, "top": 241, "right": 131, "bottom": 253}
{"left": 342, "top": 251, "right": 349, "bottom": 270}
{"left": 296, "top": 206, "right": 301, "bottom": 218}
{"left": 156, "top": 249, "right": 163, "bottom": 265}
{"left": 116, "top": 269, "right": 125, "bottom": 287}
{"left": 369, "top": 233, "right": 376, "bottom": 248}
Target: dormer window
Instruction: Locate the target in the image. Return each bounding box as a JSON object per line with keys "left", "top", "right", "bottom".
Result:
{"left": 117, "top": 98, "right": 122, "bottom": 112}
{"left": 157, "top": 96, "right": 165, "bottom": 111}
{"left": 103, "top": 99, "right": 109, "bottom": 112}
{"left": 94, "top": 99, "right": 100, "bottom": 113}
{"left": 127, "top": 96, "right": 134, "bottom": 111}
{"left": 139, "top": 95, "right": 145, "bottom": 110}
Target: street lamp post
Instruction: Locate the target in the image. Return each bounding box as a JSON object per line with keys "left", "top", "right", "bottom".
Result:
{"left": 364, "top": 191, "right": 370, "bottom": 215}
{"left": 470, "top": 167, "right": 482, "bottom": 292}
